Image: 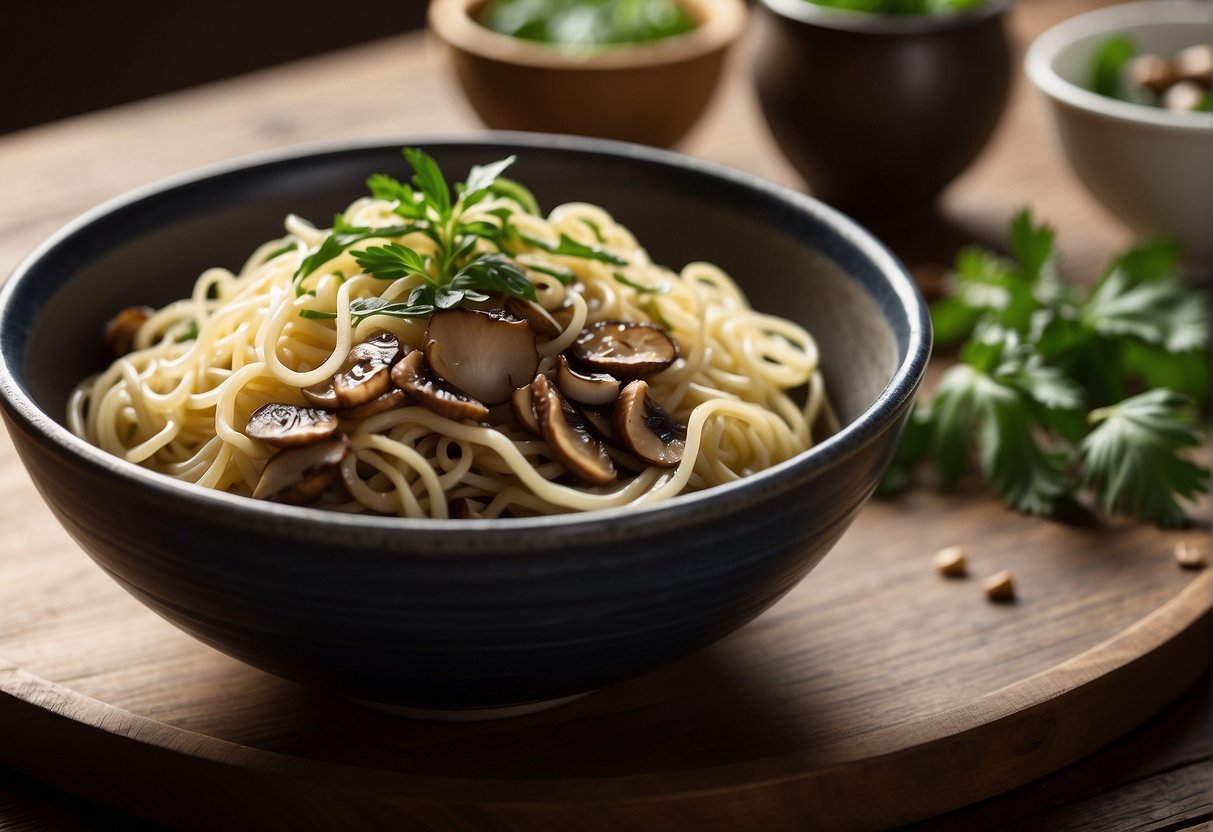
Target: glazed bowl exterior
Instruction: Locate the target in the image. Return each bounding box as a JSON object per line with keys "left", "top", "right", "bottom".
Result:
{"left": 428, "top": 0, "right": 746, "bottom": 147}
{"left": 1025, "top": 1, "right": 1213, "bottom": 273}
{"left": 0, "top": 136, "right": 929, "bottom": 712}
{"left": 753, "top": 0, "right": 1012, "bottom": 217}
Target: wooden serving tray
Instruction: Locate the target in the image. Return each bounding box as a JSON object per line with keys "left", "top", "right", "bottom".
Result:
{"left": 0, "top": 428, "right": 1207, "bottom": 831}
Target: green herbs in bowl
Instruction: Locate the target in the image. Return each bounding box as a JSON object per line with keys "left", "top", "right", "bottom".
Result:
{"left": 799, "top": 0, "right": 987, "bottom": 14}
{"left": 1090, "top": 36, "right": 1211, "bottom": 112}
{"left": 480, "top": 0, "right": 696, "bottom": 46}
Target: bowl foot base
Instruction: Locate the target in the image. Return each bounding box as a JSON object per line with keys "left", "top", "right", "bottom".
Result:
{"left": 347, "top": 691, "right": 592, "bottom": 721}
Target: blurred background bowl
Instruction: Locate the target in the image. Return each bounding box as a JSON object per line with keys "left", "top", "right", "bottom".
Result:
{"left": 1026, "top": 0, "right": 1213, "bottom": 274}
{"left": 0, "top": 136, "right": 928, "bottom": 717}
{"left": 428, "top": 0, "right": 746, "bottom": 147}
{"left": 753, "top": 0, "right": 1012, "bottom": 220}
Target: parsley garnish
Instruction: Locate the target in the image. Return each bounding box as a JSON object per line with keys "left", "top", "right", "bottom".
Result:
{"left": 519, "top": 232, "right": 628, "bottom": 266}
{"left": 292, "top": 215, "right": 422, "bottom": 293}
{"left": 1081, "top": 389, "right": 1208, "bottom": 528}
{"left": 174, "top": 319, "right": 199, "bottom": 343}
{"left": 525, "top": 262, "right": 576, "bottom": 284}
{"left": 882, "top": 211, "right": 1209, "bottom": 527}
{"left": 291, "top": 148, "right": 636, "bottom": 325}
{"left": 262, "top": 242, "right": 297, "bottom": 263}
{"left": 613, "top": 271, "right": 667, "bottom": 294}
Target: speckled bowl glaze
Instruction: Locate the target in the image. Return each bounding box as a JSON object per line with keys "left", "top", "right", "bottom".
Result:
{"left": 754, "top": 0, "right": 1012, "bottom": 218}
{"left": 0, "top": 136, "right": 929, "bottom": 716}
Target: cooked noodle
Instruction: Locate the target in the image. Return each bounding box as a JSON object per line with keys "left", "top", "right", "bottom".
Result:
{"left": 69, "top": 185, "right": 837, "bottom": 518}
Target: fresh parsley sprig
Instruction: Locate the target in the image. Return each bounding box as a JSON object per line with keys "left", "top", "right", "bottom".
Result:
{"left": 883, "top": 211, "right": 1210, "bottom": 527}
{"left": 1081, "top": 389, "right": 1208, "bottom": 527}
{"left": 519, "top": 232, "right": 628, "bottom": 266}
{"left": 293, "top": 148, "right": 630, "bottom": 326}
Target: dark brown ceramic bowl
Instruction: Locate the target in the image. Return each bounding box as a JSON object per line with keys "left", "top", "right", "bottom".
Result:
{"left": 0, "top": 135, "right": 929, "bottom": 718}
{"left": 429, "top": 0, "right": 746, "bottom": 147}
{"left": 754, "top": 0, "right": 1013, "bottom": 218}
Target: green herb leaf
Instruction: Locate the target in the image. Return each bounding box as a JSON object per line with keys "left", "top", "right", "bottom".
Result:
{"left": 1120, "top": 340, "right": 1209, "bottom": 411}
{"left": 367, "top": 173, "right": 425, "bottom": 219}
{"left": 1081, "top": 268, "right": 1209, "bottom": 353}
{"left": 612, "top": 271, "right": 667, "bottom": 294}
{"left": 462, "top": 155, "right": 517, "bottom": 205}
{"left": 352, "top": 243, "right": 432, "bottom": 281}
{"left": 1081, "top": 389, "right": 1209, "bottom": 527}
{"left": 404, "top": 148, "right": 451, "bottom": 220}
{"left": 521, "top": 232, "right": 627, "bottom": 265}
{"left": 488, "top": 177, "right": 540, "bottom": 215}
{"left": 174, "top": 319, "right": 199, "bottom": 343}
{"left": 263, "top": 243, "right": 297, "bottom": 263}
{"left": 930, "top": 362, "right": 1073, "bottom": 515}
{"left": 295, "top": 228, "right": 349, "bottom": 284}
{"left": 349, "top": 296, "right": 434, "bottom": 324}
{"left": 293, "top": 219, "right": 424, "bottom": 284}
{"left": 525, "top": 262, "right": 576, "bottom": 284}
{"left": 1091, "top": 34, "right": 1137, "bottom": 98}
{"left": 882, "top": 208, "right": 1210, "bottom": 528}
{"left": 931, "top": 245, "right": 1036, "bottom": 345}
{"left": 582, "top": 218, "right": 606, "bottom": 243}
{"left": 481, "top": 0, "right": 695, "bottom": 46}
{"left": 452, "top": 253, "right": 538, "bottom": 302}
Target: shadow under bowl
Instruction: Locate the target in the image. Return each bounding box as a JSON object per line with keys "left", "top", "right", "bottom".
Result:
{"left": 753, "top": 0, "right": 1012, "bottom": 219}
{"left": 0, "top": 135, "right": 929, "bottom": 714}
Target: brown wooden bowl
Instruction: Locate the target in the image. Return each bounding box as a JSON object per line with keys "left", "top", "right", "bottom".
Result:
{"left": 428, "top": 0, "right": 746, "bottom": 147}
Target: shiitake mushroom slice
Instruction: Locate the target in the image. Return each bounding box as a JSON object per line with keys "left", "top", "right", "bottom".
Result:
{"left": 569, "top": 320, "right": 678, "bottom": 379}
{"left": 532, "top": 374, "right": 616, "bottom": 487}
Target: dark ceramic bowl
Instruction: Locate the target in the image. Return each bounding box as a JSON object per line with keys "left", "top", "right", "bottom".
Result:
{"left": 753, "top": 0, "right": 1013, "bottom": 218}
{"left": 0, "top": 136, "right": 929, "bottom": 717}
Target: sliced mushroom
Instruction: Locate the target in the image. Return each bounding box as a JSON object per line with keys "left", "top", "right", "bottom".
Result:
{"left": 510, "top": 380, "right": 542, "bottom": 437}
{"left": 613, "top": 380, "right": 686, "bottom": 467}
{"left": 1163, "top": 80, "right": 1207, "bottom": 112}
{"left": 532, "top": 374, "right": 616, "bottom": 487}
{"left": 104, "top": 305, "right": 154, "bottom": 356}
{"left": 504, "top": 296, "right": 563, "bottom": 340}
{"left": 303, "top": 332, "right": 401, "bottom": 408}
{"left": 1126, "top": 53, "right": 1176, "bottom": 96}
{"left": 246, "top": 402, "right": 339, "bottom": 448}
{"left": 391, "top": 350, "right": 489, "bottom": 422}
{"left": 424, "top": 308, "right": 539, "bottom": 405}
{"left": 301, "top": 380, "right": 338, "bottom": 408}
{"left": 253, "top": 434, "right": 349, "bottom": 504}
{"left": 338, "top": 387, "right": 407, "bottom": 421}
{"left": 579, "top": 404, "right": 616, "bottom": 444}
{"left": 554, "top": 355, "right": 620, "bottom": 407}
{"left": 1173, "top": 44, "right": 1212, "bottom": 88}
{"left": 570, "top": 320, "right": 678, "bottom": 379}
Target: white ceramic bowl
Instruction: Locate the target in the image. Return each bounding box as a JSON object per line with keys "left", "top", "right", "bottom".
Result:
{"left": 1026, "top": 1, "right": 1213, "bottom": 273}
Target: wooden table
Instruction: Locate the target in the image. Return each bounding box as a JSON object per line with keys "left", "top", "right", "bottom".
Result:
{"left": 0, "top": 1, "right": 1208, "bottom": 829}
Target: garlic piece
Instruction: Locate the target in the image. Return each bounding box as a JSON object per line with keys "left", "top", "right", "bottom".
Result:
{"left": 1174, "top": 541, "right": 1208, "bottom": 570}
{"left": 983, "top": 570, "right": 1016, "bottom": 603}
{"left": 933, "top": 545, "right": 968, "bottom": 578}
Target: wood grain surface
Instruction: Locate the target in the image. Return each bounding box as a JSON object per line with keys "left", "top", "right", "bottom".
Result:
{"left": 0, "top": 1, "right": 1209, "bottom": 829}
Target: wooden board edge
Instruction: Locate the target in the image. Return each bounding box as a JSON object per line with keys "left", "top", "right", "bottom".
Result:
{"left": 0, "top": 570, "right": 1208, "bottom": 831}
